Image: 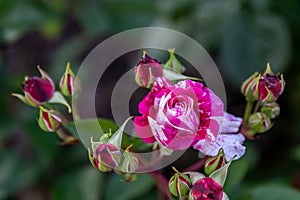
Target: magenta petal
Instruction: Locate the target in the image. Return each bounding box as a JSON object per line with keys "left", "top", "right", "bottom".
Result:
{"left": 22, "top": 77, "right": 54, "bottom": 103}
{"left": 190, "top": 177, "right": 223, "bottom": 200}
{"left": 134, "top": 116, "right": 156, "bottom": 143}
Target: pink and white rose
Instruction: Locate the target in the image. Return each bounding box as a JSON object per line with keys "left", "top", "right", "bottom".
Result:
{"left": 134, "top": 77, "right": 224, "bottom": 150}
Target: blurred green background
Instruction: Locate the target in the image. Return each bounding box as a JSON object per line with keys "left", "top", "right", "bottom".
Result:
{"left": 1, "top": 0, "right": 300, "bottom": 199}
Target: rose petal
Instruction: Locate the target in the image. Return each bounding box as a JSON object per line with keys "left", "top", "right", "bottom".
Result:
{"left": 134, "top": 115, "right": 156, "bottom": 143}
{"left": 193, "top": 133, "right": 246, "bottom": 161}
{"left": 221, "top": 112, "right": 243, "bottom": 134}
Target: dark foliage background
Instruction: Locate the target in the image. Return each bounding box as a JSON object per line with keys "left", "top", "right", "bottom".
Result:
{"left": 1, "top": 0, "right": 300, "bottom": 199}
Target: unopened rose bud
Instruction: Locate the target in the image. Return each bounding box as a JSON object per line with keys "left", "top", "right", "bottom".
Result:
{"left": 119, "top": 145, "right": 139, "bottom": 173}
{"left": 253, "top": 63, "right": 285, "bottom": 103}
{"left": 189, "top": 177, "right": 223, "bottom": 200}
{"left": 134, "top": 51, "right": 163, "bottom": 88}
{"left": 241, "top": 72, "right": 259, "bottom": 101}
{"left": 169, "top": 167, "right": 192, "bottom": 198}
{"left": 13, "top": 66, "right": 54, "bottom": 107}
{"left": 241, "top": 63, "right": 285, "bottom": 103}
{"left": 204, "top": 149, "right": 226, "bottom": 176}
{"left": 248, "top": 112, "right": 272, "bottom": 135}
{"left": 164, "top": 48, "right": 185, "bottom": 74}
{"left": 59, "top": 62, "right": 80, "bottom": 97}
{"left": 261, "top": 102, "right": 280, "bottom": 119}
{"left": 38, "top": 106, "right": 62, "bottom": 132}
{"left": 92, "top": 143, "right": 122, "bottom": 172}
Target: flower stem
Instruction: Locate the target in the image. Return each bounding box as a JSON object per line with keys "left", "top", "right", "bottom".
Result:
{"left": 148, "top": 171, "right": 172, "bottom": 200}
{"left": 253, "top": 102, "right": 260, "bottom": 113}
{"left": 243, "top": 100, "right": 254, "bottom": 126}
{"left": 183, "top": 156, "right": 208, "bottom": 172}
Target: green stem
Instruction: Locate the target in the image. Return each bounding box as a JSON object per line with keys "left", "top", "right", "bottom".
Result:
{"left": 243, "top": 100, "right": 254, "bottom": 126}
{"left": 253, "top": 102, "right": 260, "bottom": 113}
{"left": 183, "top": 156, "right": 208, "bottom": 172}
{"left": 148, "top": 171, "right": 172, "bottom": 200}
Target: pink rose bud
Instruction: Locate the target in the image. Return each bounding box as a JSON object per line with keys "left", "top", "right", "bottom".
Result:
{"left": 204, "top": 149, "right": 226, "bottom": 176}
{"left": 251, "top": 63, "right": 284, "bottom": 103}
{"left": 92, "top": 143, "right": 122, "bottom": 172}
{"left": 38, "top": 106, "right": 62, "bottom": 132}
{"left": 165, "top": 48, "right": 185, "bottom": 74}
{"left": 247, "top": 112, "right": 272, "bottom": 136}
{"left": 241, "top": 63, "right": 285, "bottom": 103}
{"left": 169, "top": 167, "right": 192, "bottom": 198}
{"left": 13, "top": 66, "right": 55, "bottom": 107}
{"left": 59, "top": 62, "right": 79, "bottom": 97}
{"left": 134, "top": 51, "right": 163, "bottom": 88}
{"left": 261, "top": 102, "right": 280, "bottom": 119}
{"left": 241, "top": 71, "right": 259, "bottom": 101}
{"left": 189, "top": 177, "right": 223, "bottom": 200}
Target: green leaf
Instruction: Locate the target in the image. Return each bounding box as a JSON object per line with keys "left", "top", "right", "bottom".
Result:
{"left": 105, "top": 174, "right": 154, "bottom": 200}
{"left": 122, "top": 133, "right": 153, "bottom": 152}
{"left": 163, "top": 69, "right": 201, "bottom": 82}
{"left": 210, "top": 161, "right": 231, "bottom": 186}
{"left": 48, "top": 91, "right": 71, "bottom": 113}
{"left": 52, "top": 166, "right": 103, "bottom": 200}
{"left": 109, "top": 117, "right": 133, "bottom": 148}
{"left": 246, "top": 185, "right": 300, "bottom": 200}
{"left": 224, "top": 143, "right": 259, "bottom": 193}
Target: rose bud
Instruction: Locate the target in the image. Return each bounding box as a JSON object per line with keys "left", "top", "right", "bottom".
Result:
{"left": 261, "top": 102, "right": 280, "bottom": 119}
{"left": 12, "top": 66, "right": 55, "bottom": 107}
{"left": 119, "top": 145, "right": 139, "bottom": 174}
{"left": 253, "top": 63, "right": 285, "bottom": 103}
{"left": 248, "top": 112, "right": 272, "bottom": 136}
{"left": 59, "top": 62, "right": 80, "bottom": 97}
{"left": 38, "top": 106, "right": 62, "bottom": 132}
{"left": 169, "top": 167, "right": 192, "bottom": 198}
{"left": 164, "top": 48, "right": 185, "bottom": 74}
{"left": 189, "top": 177, "right": 223, "bottom": 200}
{"left": 134, "top": 51, "right": 163, "bottom": 88}
{"left": 204, "top": 149, "right": 226, "bottom": 176}
{"left": 241, "top": 71, "right": 259, "bottom": 101}
{"left": 92, "top": 143, "right": 122, "bottom": 172}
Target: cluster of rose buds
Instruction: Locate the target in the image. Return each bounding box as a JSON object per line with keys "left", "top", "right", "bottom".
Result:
{"left": 12, "top": 63, "right": 79, "bottom": 144}
{"left": 241, "top": 63, "right": 285, "bottom": 138}
{"left": 88, "top": 118, "right": 139, "bottom": 181}
{"left": 169, "top": 162, "right": 230, "bottom": 200}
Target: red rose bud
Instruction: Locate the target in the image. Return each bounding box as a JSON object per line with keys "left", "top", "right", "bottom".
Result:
{"left": 93, "top": 143, "right": 122, "bottom": 172}
{"left": 248, "top": 112, "right": 272, "bottom": 136}
{"left": 13, "top": 66, "right": 55, "bottom": 107}
{"left": 204, "top": 149, "right": 226, "bottom": 176}
{"left": 164, "top": 48, "right": 185, "bottom": 74}
{"left": 38, "top": 106, "right": 62, "bottom": 132}
{"left": 134, "top": 51, "right": 163, "bottom": 88}
{"left": 169, "top": 167, "right": 192, "bottom": 198}
{"left": 261, "top": 102, "right": 280, "bottom": 119}
{"left": 253, "top": 63, "right": 285, "bottom": 103}
{"left": 59, "top": 62, "right": 79, "bottom": 97}
{"left": 119, "top": 145, "right": 139, "bottom": 173}
{"left": 241, "top": 71, "right": 259, "bottom": 101}
{"left": 189, "top": 177, "right": 223, "bottom": 200}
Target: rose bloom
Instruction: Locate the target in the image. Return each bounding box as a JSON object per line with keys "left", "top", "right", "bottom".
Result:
{"left": 134, "top": 77, "right": 224, "bottom": 150}
{"left": 189, "top": 177, "right": 223, "bottom": 200}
